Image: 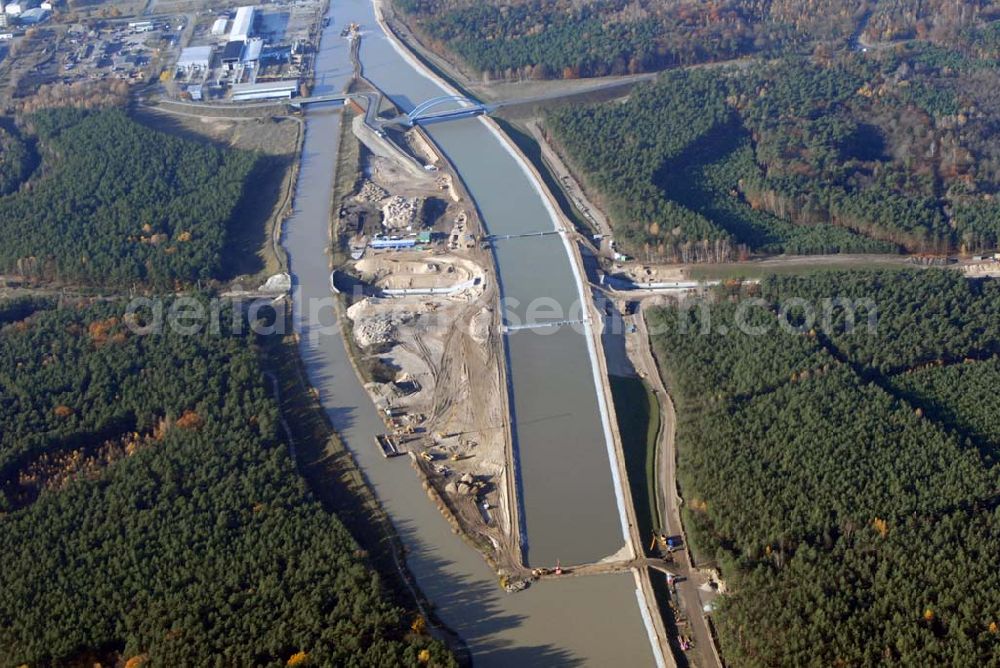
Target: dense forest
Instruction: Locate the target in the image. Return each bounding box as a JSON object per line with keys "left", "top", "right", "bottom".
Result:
{"left": 892, "top": 358, "right": 1000, "bottom": 452}
{"left": 395, "top": 0, "right": 999, "bottom": 80}
{"left": 0, "top": 297, "right": 454, "bottom": 666}
{"left": 546, "top": 41, "right": 1000, "bottom": 260}
{"left": 649, "top": 269, "right": 1000, "bottom": 666}
{"left": 0, "top": 108, "right": 258, "bottom": 286}
{"left": 0, "top": 123, "right": 36, "bottom": 196}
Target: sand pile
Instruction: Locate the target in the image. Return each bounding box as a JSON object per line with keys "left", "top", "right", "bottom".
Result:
{"left": 469, "top": 306, "right": 492, "bottom": 344}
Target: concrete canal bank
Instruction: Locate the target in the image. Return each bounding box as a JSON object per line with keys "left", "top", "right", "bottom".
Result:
{"left": 280, "top": 2, "right": 664, "bottom": 665}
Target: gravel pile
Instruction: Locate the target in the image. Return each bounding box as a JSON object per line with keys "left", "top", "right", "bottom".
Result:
{"left": 381, "top": 195, "right": 422, "bottom": 229}
{"left": 347, "top": 301, "right": 416, "bottom": 347}
{"left": 357, "top": 180, "right": 388, "bottom": 203}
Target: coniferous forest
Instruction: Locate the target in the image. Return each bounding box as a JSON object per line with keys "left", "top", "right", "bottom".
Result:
{"left": 0, "top": 108, "right": 258, "bottom": 286}
{"left": 649, "top": 270, "right": 1000, "bottom": 666}
{"left": 0, "top": 122, "right": 36, "bottom": 196}
{"left": 546, "top": 40, "right": 1000, "bottom": 261}
{"left": 395, "top": 0, "right": 991, "bottom": 80}
{"left": 0, "top": 93, "right": 455, "bottom": 666}
{"left": 0, "top": 297, "right": 454, "bottom": 666}
{"left": 6, "top": 1, "right": 1000, "bottom": 661}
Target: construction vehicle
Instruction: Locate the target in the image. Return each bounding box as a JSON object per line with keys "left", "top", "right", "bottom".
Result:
{"left": 653, "top": 532, "right": 679, "bottom": 552}
{"left": 499, "top": 574, "right": 530, "bottom": 593}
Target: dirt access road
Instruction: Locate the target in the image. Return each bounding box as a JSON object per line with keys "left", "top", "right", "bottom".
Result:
{"left": 629, "top": 301, "right": 722, "bottom": 668}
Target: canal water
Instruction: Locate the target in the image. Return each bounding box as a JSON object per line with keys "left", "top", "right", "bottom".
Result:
{"left": 280, "top": 2, "right": 658, "bottom": 665}
{"left": 354, "top": 2, "right": 625, "bottom": 570}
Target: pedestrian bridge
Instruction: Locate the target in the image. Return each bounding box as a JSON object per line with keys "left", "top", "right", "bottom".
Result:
{"left": 486, "top": 229, "right": 562, "bottom": 242}
{"left": 289, "top": 92, "right": 347, "bottom": 107}
{"left": 503, "top": 318, "right": 589, "bottom": 333}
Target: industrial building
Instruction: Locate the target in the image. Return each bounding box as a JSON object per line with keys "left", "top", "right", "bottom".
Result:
{"left": 220, "top": 39, "right": 245, "bottom": 70}
{"left": 370, "top": 236, "right": 418, "bottom": 250}
{"left": 168, "top": 2, "right": 306, "bottom": 102}
{"left": 242, "top": 37, "right": 263, "bottom": 66}
{"left": 230, "top": 80, "right": 297, "bottom": 101}
{"left": 210, "top": 17, "right": 228, "bottom": 37}
{"left": 18, "top": 6, "right": 48, "bottom": 24}
{"left": 4, "top": 0, "right": 35, "bottom": 16}
{"left": 176, "top": 45, "right": 213, "bottom": 74}
{"left": 218, "top": 37, "right": 265, "bottom": 78}
{"left": 261, "top": 44, "right": 292, "bottom": 64}
{"left": 229, "top": 6, "right": 255, "bottom": 43}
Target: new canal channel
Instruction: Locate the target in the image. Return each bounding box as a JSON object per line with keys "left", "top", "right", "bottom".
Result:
{"left": 281, "top": 2, "right": 663, "bottom": 664}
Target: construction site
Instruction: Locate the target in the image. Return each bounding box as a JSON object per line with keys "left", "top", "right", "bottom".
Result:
{"left": 331, "top": 99, "right": 531, "bottom": 583}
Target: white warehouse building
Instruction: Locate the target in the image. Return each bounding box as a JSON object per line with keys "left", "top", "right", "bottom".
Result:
{"left": 231, "top": 80, "right": 297, "bottom": 102}
{"left": 5, "top": 1, "right": 37, "bottom": 16}
{"left": 210, "top": 17, "right": 228, "bottom": 37}
{"left": 176, "top": 45, "right": 213, "bottom": 74}
{"left": 18, "top": 6, "right": 47, "bottom": 23}
{"left": 229, "top": 6, "right": 255, "bottom": 43}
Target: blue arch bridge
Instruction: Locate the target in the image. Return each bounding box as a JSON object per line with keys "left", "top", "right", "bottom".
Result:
{"left": 402, "top": 95, "right": 491, "bottom": 126}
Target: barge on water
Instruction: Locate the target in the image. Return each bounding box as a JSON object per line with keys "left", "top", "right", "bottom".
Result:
{"left": 374, "top": 433, "right": 404, "bottom": 458}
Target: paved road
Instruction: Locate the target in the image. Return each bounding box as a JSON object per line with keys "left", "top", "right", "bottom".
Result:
{"left": 490, "top": 74, "right": 657, "bottom": 110}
